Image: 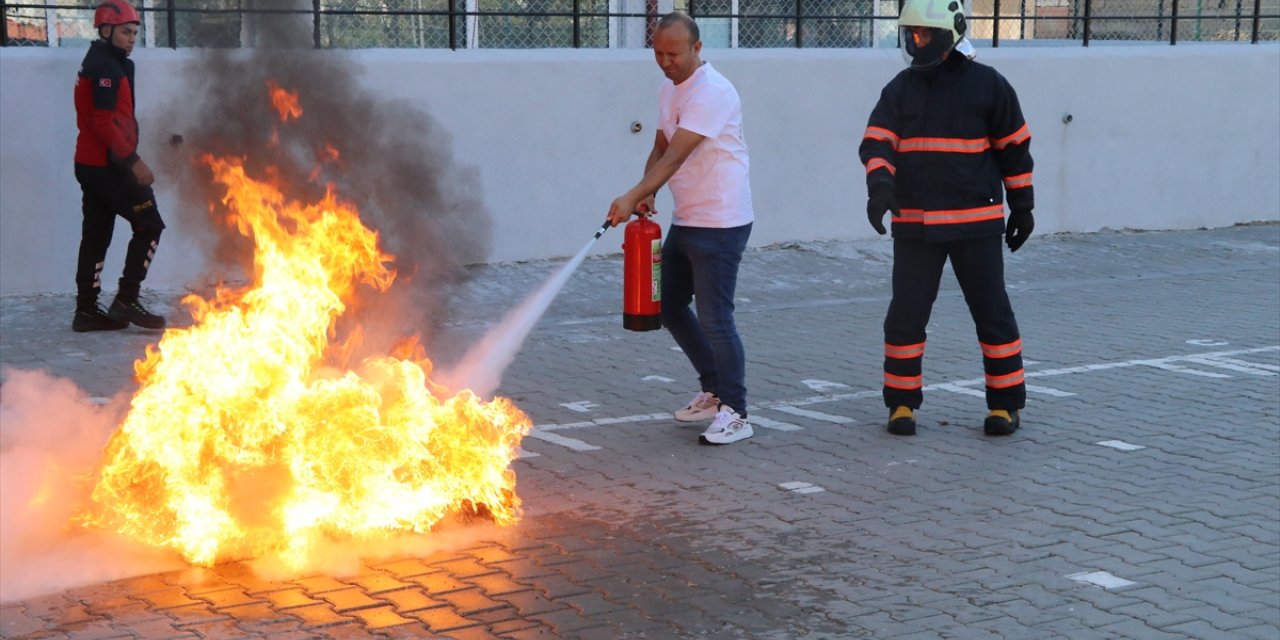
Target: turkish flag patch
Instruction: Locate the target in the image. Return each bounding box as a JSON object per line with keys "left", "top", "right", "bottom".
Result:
{"left": 99, "top": 78, "right": 112, "bottom": 88}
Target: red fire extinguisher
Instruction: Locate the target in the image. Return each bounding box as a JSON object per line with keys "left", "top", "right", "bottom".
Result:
{"left": 623, "top": 215, "right": 662, "bottom": 331}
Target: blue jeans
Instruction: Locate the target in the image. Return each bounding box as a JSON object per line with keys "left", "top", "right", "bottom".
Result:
{"left": 661, "top": 223, "right": 752, "bottom": 416}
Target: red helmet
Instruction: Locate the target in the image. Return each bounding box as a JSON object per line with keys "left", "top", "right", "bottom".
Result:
{"left": 94, "top": 0, "right": 140, "bottom": 28}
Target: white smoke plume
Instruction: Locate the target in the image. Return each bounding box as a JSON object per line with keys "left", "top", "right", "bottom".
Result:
{"left": 0, "top": 368, "right": 185, "bottom": 602}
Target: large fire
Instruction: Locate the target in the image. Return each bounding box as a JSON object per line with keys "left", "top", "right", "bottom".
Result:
{"left": 82, "top": 83, "right": 531, "bottom": 569}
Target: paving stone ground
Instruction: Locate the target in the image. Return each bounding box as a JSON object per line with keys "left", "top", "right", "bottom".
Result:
{"left": 1, "top": 223, "right": 1278, "bottom": 639}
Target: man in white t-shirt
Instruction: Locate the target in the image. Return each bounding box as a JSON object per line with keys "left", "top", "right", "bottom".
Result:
{"left": 606, "top": 11, "right": 754, "bottom": 446}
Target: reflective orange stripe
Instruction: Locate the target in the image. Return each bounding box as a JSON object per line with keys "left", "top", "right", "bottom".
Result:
{"left": 885, "top": 342, "right": 926, "bottom": 359}
{"left": 866, "top": 158, "right": 896, "bottom": 176}
{"left": 885, "top": 372, "right": 923, "bottom": 390}
{"left": 899, "top": 204, "right": 1005, "bottom": 226}
{"left": 895, "top": 209, "right": 925, "bottom": 223}
{"left": 992, "top": 124, "right": 1030, "bottom": 150}
{"left": 986, "top": 370, "right": 1025, "bottom": 389}
{"left": 899, "top": 137, "right": 990, "bottom": 154}
{"left": 980, "top": 339, "right": 1022, "bottom": 358}
{"left": 1003, "top": 172, "right": 1033, "bottom": 189}
{"left": 864, "top": 126, "right": 899, "bottom": 149}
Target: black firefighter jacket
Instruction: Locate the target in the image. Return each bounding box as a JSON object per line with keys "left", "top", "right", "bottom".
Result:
{"left": 859, "top": 54, "right": 1035, "bottom": 243}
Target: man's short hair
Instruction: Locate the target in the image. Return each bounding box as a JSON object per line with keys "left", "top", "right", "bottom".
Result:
{"left": 657, "top": 11, "right": 700, "bottom": 44}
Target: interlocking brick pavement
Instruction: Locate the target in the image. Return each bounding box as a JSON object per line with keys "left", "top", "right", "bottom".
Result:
{"left": 1, "top": 224, "right": 1278, "bottom": 638}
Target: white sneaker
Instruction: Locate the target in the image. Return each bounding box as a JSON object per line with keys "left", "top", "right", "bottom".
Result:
{"left": 674, "top": 391, "right": 720, "bottom": 422}
{"left": 699, "top": 407, "right": 753, "bottom": 445}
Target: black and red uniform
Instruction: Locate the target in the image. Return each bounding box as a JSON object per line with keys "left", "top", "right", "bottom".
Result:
{"left": 859, "top": 53, "right": 1034, "bottom": 411}
{"left": 74, "top": 38, "right": 164, "bottom": 311}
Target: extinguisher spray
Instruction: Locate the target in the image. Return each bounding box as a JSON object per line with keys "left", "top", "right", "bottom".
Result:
{"left": 622, "top": 215, "right": 662, "bottom": 331}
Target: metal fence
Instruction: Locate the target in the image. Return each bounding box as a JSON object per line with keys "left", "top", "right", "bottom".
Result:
{"left": 3, "top": 0, "right": 1277, "bottom": 49}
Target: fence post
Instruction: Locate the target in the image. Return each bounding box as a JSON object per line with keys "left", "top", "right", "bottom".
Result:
{"left": 312, "top": 0, "right": 321, "bottom": 48}
{"left": 1170, "top": 0, "right": 1178, "bottom": 44}
{"left": 448, "top": 0, "right": 457, "bottom": 50}
{"left": 573, "top": 0, "right": 581, "bottom": 48}
{"left": 993, "top": 0, "right": 1001, "bottom": 47}
{"left": 1082, "top": 0, "right": 1091, "bottom": 46}
{"left": 167, "top": 0, "right": 176, "bottom": 48}
{"left": 1252, "top": 0, "right": 1260, "bottom": 42}
{"left": 1, "top": 0, "right": 9, "bottom": 47}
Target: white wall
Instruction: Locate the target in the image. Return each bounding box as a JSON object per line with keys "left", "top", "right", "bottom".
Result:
{"left": 1, "top": 44, "right": 1277, "bottom": 295}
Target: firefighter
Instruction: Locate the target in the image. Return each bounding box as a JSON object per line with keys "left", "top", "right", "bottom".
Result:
{"left": 859, "top": 0, "right": 1035, "bottom": 436}
{"left": 72, "top": 0, "right": 167, "bottom": 331}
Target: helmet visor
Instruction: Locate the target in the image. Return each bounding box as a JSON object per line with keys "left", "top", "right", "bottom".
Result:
{"left": 900, "top": 26, "right": 955, "bottom": 70}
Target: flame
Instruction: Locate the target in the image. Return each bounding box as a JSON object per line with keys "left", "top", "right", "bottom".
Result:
{"left": 267, "top": 80, "right": 303, "bottom": 122}
{"left": 83, "top": 144, "right": 530, "bottom": 569}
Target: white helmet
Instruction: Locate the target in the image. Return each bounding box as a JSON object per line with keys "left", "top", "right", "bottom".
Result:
{"left": 898, "top": 0, "right": 971, "bottom": 69}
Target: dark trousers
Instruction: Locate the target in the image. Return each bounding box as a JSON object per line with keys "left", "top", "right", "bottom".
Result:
{"left": 883, "top": 235, "right": 1025, "bottom": 411}
{"left": 74, "top": 164, "right": 165, "bottom": 310}
{"left": 661, "top": 223, "right": 752, "bottom": 416}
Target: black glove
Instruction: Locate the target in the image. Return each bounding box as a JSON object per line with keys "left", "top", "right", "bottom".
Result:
{"left": 1006, "top": 209, "right": 1034, "bottom": 252}
{"left": 867, "top": 182, "right": 899, "bottom": 235}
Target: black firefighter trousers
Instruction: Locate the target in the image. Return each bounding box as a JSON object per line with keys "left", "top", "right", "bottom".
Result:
{"left": 882, "top": 234, "right": 1026, "bottom": 412}
{"left": 74, "top": 163, "right": 165, "bottom": 311}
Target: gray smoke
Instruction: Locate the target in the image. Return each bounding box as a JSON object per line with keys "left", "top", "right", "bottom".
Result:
{"left": 154, "top": 13, "right": 490, "bottom": 361}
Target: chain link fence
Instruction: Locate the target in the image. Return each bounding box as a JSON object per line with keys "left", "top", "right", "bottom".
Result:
{"left": 966, "top": 0, "right": 1279, "bottom": 44}
{"left": 3, "top": 0, "right": 1276, "bottom": 48}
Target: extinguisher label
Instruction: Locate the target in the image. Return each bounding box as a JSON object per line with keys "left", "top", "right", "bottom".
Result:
{"left": 650, "top": 239, "right": 662, "bottom": 302}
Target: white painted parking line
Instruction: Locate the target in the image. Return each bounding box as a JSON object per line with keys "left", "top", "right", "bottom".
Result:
{"left": 1185, "top": 356, "right": 1279, "bottom": 376}
{"left": 1023, "top": 346, "right": 1278, "bottom": 379}
{"left": 1026, "top": 384, "right": 1076, "bottom": 397}
{"left": 1066, "top": 571, "right": 1137, "bottom": 589}
{"left": 516, "top": 447, "right": 541, "bottom": 458}
{"left": 559, "top": 401, "right": 598, "bottom": 413}
{"left": 778, "top": 481, "right": 826, "bottom": 494}
{"left": 522, "top": 346, "right": 1279, "bottom": 451}
{"left": 1142, "top": 361, "right": 1232, "bottom": 378}
{"left": 537, "top": 412, "right": 670, "bottom": 431}
{"left": 1209, "top": 356, "right": 1280, "bottom": 372}
{"left": 801, "top": 379, "right": 850, "bottom": 391}
{"left": 929, "top": 382, "right": 986, "bottom": 398}
{"left": 760, "top": 390, "right": 881, "bottom": 410}
{"left": 642, "top": 375, "right": 675, "bottom": 382}
{"left": 771, "top": 406, "right": 854, "bottom": 424}
{"left": 1097, "top": 440, "right": 1146, "bottom": 451}
{"left": 526, "top": 428, "right": 601, "bottom": 451}
{"left": 749, "top": 415, "right": 803, "bottom": 432}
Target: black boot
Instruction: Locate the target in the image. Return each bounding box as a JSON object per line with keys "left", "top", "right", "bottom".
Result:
{"left": 108, "top": 297, "right": 167, "bottom": 330}
{"left": 73, "top": 303, "right": 129, "bottom": 332}
{"left": 984, "top": 409, "right": 1021, "bottom": 436}
{"left": 887, "top": 406, "right": 917, "bottom": 436}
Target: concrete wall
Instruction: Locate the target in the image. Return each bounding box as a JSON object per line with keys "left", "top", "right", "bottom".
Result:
{"left": 1, "top": 44, "right": 1277, "bottom": 296}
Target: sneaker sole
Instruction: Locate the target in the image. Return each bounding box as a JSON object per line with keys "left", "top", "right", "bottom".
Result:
{"left": 698, "top": 426, "right": 753, "bottom": 445}
{"left": 674, "top": 410, "right": 719, "bottom": 423}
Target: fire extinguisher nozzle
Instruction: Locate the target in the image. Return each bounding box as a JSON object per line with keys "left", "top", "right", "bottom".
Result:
{"left": 594, "top": 220, "right": 611, "bottom": 239}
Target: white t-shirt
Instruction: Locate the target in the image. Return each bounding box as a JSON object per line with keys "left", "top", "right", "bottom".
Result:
{"left": 658, "top": 62, "right": 754, "bottom": 228}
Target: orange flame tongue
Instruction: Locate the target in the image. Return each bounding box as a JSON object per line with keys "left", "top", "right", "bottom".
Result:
{"left": 267, "top": 80, "right": 302, "bottom": 122}
{"left": 86, "top": 154, "right": 530, "bottom": 569}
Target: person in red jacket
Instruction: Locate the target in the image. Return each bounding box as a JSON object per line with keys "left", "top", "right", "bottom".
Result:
{"left": 72, "top": 0, "right": 167, "bottom": 331}
{"left": 859, "top": 0, "right": 1035, "bottom": 437}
